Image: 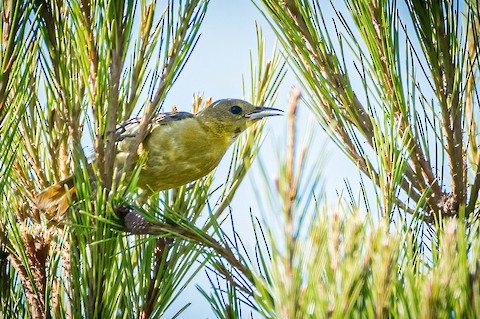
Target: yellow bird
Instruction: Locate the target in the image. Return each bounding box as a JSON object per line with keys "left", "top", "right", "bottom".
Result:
{"left": 36, "top": 99, "right": 282, "bottom": 214}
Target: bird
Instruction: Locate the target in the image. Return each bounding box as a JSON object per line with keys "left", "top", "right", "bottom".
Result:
{"left": 35, "top": 99, "right": 282, "bottom": 215}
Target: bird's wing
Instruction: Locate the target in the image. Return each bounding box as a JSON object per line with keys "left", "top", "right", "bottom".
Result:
{"left": 115, "top": 111, "right": 194, "bottom": 142}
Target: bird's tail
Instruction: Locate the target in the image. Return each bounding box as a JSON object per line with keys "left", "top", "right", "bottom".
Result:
{"left": 36, "top": 176, "right": 76, "bottom": 216}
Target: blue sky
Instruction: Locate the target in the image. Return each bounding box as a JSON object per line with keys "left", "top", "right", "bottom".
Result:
{"left": 162, "top": 1, "right": 360, "bottom": 317}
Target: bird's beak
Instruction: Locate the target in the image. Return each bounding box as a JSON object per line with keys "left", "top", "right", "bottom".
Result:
{"left": 246, "top": 106, "right": 284, "bottom": 121}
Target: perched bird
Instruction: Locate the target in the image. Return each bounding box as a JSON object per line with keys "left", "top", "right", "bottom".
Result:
{"left": 36, "top": 99, "right": 282, "bottom": 214}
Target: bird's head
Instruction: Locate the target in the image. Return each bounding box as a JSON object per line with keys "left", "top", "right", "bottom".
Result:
{"left": 196, "top": 99, "right": 283, "bottom": 138}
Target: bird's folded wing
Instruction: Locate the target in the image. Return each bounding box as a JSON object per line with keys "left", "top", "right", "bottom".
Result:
{"left": 115, "top": 111, "right": 194, "bottom": 142}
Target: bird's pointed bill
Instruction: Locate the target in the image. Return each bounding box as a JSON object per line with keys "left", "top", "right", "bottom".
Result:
{"left": 246, "top": 106, "right": 284, "bottom": 120}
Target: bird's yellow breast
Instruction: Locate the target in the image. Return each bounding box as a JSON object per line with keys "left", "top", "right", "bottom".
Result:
{"left": 136, "top": 117, "right": 234, "bottom": 192}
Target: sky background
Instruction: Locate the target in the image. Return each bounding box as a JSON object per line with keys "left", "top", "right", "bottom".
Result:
{"left": 161, "top": 1, "right": 361, "bottom": 317}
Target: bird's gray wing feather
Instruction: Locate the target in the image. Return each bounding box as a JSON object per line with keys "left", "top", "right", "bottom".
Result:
{"left": 115, "top": 112, "right": 194, "bottom": 142}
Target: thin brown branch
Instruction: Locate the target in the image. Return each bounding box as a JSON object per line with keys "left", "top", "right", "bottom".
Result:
{"left": 286, "top": 88, "right": 300, "bottom": 220}
{"left": 211, "top": 262, "right": 254, "bottom": 296}
{"left": 168, "top": 224, "right": 254, "bottom": 284}
{"left": 120, "top": 206, "right": 255, "bottom": 285}
{"left": 438, "top": 7, "right": 465, "bottom": 211}
{"left": 102, "top": 2, "right": 128, "bottom": 190}
{"left": 8, "top": 254, "right": 45, "bottom": 319}
{"left": 285, "top": 88, "right": 301, "bottom": 280}
{"left": 140, "top": 238, "right": 168, "bottom": 319}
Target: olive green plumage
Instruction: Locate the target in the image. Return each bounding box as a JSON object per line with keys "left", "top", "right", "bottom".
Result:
{"left": 36, "top": 99, "right": 282, "bottom": 214}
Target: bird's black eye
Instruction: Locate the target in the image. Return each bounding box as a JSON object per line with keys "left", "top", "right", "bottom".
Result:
{"left": 230, "top": 105, "right": 242, "bottom": 114}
